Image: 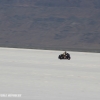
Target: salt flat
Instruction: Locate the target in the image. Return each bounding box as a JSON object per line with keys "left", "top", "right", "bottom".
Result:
{"left": 0, "top": 47, "right": 100, "bottom": 100}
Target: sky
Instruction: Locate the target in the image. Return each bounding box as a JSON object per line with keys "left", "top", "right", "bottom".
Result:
{"left": 0, "top": 47, "right": 100, "bottom": 100}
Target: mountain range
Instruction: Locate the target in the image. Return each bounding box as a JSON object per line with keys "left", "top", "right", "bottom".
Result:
{"left": 0, "top": 0, "right": 100, "bottom": 52}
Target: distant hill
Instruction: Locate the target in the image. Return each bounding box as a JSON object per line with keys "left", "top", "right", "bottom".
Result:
{"left": 0, "top": 0, "right": 100, "bottom": 52}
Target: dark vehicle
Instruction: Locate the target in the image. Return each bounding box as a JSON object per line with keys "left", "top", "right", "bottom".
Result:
{"left": 58, "top": 53, "right": 71, "bottom": 60}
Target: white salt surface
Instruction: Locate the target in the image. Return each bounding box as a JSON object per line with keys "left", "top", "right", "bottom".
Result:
{"left": 0, "top": 47, "right": 100, "bottom": 100}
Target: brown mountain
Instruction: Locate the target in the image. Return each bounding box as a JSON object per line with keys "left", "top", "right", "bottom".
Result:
{"left": 0, "top": 0, "right": 100, "bottom": 52}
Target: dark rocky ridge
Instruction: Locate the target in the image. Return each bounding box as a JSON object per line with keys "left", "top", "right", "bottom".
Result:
{"left": 0, "top": 0, "right": 100, "bottom": 52}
